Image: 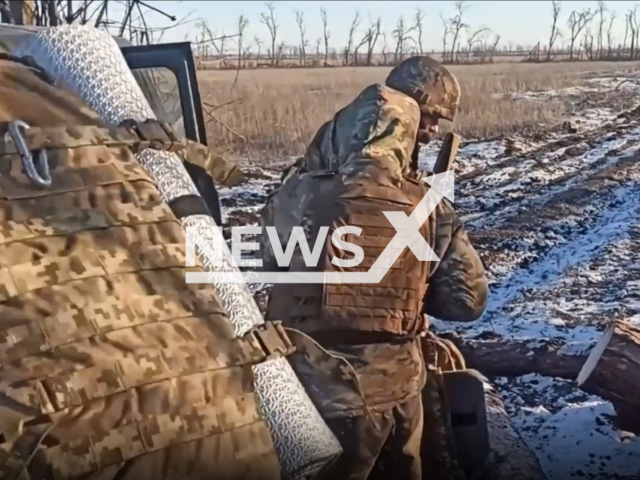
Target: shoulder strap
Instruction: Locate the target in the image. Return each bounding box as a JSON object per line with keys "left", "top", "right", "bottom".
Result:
{"left": 0, "top": 119, "right": 243, "bottom": 187}
{"left": 0, "top": 119, "right": 183, "bottom": 157}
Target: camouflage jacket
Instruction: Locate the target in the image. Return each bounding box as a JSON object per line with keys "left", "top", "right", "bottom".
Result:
{"left": 281, "top": 82, "right": 420, "bottom": 183}
{"left": 260, "top": 85, "right": 488, "bottom": 412}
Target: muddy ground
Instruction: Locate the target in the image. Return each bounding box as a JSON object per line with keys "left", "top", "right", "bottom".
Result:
{"left": 217, "top": 71, "right": 640, "bottom": 480}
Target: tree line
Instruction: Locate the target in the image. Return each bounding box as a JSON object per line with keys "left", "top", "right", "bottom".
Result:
{"left": 193, "top": 1, "right": 640, "bottom": 70}
{"left": 3, "top": 0, "right": 639, "bottom": 68}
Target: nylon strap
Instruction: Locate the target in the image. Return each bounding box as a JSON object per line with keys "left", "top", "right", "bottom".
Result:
{"left": 0, "top": 321, "right": 295, "bottom": 414}
{"left": 0, "top": 121, "right": 244, "bottom": 187}
{"left": 0, "top": 122, "right": 184, "bottom": 157}
{"left": 167, "top": 194, "right": 211, "bottom": 219}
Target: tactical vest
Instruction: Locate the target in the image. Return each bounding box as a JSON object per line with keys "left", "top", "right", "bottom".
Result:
{"left": 267, "top": 173, "right": 435, "bottom": 340}
{"left": 0, "top": 60, "right": 290, "bottom": 480}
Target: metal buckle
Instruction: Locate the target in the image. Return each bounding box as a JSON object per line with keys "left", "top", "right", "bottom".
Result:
{"left": 249, "top": 321, "right": 296, "bottom": 360}
{"left": 6, "top": 120, "right": 51, "bottom": 188}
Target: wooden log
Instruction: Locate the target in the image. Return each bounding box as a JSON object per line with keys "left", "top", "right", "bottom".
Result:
{"left": 438, "top": 333, "right": 587, "bottom": 380}
{"left": 438, "top": 320, "right": 640, "bottom": 434}
{"left": 577, "top": 320, "right": 640, "bottom": 433}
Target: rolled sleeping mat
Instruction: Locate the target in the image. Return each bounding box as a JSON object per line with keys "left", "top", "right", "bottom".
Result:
{"left": 14, "top": 25, "right": 341, "bottom": 480}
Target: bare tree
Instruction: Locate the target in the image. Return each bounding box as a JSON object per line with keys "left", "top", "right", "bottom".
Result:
{"left": 345, "top": 11, "right": 361, "bottom": 65}
{"left": 219, "top": 33, "right": 228, "bottom": 65}
{"left": 353, "top": 23, "right": 370, "bottom": 65}
{"left": 392, "top": 16, "right": 416, "bottom": 64}
{"left": 414, "top": 8, "right": 426, "bottom": 55}
{"left": 242, "top": 44, "right": 252, "bottom": 68}
{"left": 295, "top": 9, "right": 307, "bottom": 66}
{"left": 466, "top": 26, "right": 489, "bottom": 59}
{"left": 547, "top": 0, "right": 562, "bottom": 61}
{"left": 628, "top": 9, "right": 637, "bottom": 59}
{"left": 236, "top": 15, "right": 249, "bottom": 71}
{"left": 315, "top": 38, "right": 322, "bottom": 60}
{"left": 488, "top": 34, "right": 501, "bottom": 62}
{"left": 254, "top": 36, "right": 264, "bottom": 61}
{"left": 381, "top": 31, "right": 389, "bottom": 64}
{"left": 440, "top": 13, "right": 451, "bottom": 61}
{"left": 449, "top": 1, "right": 469, "bottom": 63}
{"left": 198, "top": 21, "right": 231, "bottom": 66}
{"left": 596, "top": 1, "right": 606, "bottom": 59}
{"left": 567, "top": 8, "right": 595, "bottom": 60}
{"left": 583, "top": 27, "right": 595, "bottom": 60}
{"left": 275, "top": 41, "right": 286, "bottom": 65}
{"left": 366, "top": 17, "right": 382, "bottom": 66}
{"left": 606, "top": 11, "right": 617, "bottom": 57}
{"left": 624, "top": 11, "right": 630, "bottom": 53}
{"left": 260, "top": 1, "right": 279, "bottom": 66}
{"left": 320, "top": 7, "right": 330, "bottom": 66}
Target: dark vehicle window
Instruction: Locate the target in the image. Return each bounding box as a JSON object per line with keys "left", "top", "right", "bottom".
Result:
{"left": 132, "top": 66, "right": 185, "bottom": 138}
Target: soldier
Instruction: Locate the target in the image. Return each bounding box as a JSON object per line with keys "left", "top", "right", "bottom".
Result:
{"left": 280, "top": 56, "right": 460, "bottom": 183}
{"left": 259, "top": 57, "right": 488, "bottom": 480}
{"left": 0, "top": 52, "right": 287, "bottom": 480}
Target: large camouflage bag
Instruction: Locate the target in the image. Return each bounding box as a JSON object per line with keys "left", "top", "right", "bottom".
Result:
{"left": 0, "top": 55, "right": 291, "bottom": 480}
{"left": 10, "top": 24, "right": 342, "bottom": 480}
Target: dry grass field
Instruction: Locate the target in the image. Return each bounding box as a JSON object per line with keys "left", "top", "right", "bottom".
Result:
{"left": 198, "top": 61, "right": 640, "bottom": 160}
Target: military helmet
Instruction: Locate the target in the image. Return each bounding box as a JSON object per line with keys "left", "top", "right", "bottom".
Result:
{"left": 385, "top": 56, "right": 461, "bottom": 122}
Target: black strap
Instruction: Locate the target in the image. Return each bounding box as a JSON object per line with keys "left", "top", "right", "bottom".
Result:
{"left": 167, "top": 194, "right": 212, "bottom": 219}
{"left": 450, "top": 411, "right": 478, "bottom": 427}
{"left": 183, "top": 162, "right": 223, "bottom": 225}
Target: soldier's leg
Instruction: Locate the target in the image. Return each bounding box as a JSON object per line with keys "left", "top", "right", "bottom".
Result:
{"left": 319, "top": 412, "right": 393, "bottom": 480}
{"left": 370, "top": 395, "right": 424, "bottom": 480}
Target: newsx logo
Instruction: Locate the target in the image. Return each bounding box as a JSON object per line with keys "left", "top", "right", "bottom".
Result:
{"left": 185, "top": 172, "right": 454, "bottom": 284}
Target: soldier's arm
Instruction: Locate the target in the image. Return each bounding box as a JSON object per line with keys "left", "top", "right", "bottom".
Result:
{"left": 423, "top": 200, "right": 488, "bottom": 322}
{"left": 258, "top": 175, "right": 312, "bottom": 272}
{"left": 258, "top": 193, "right": 285, "bottom": 272}
{"left": 281, "top": 120, "right": 334, "bottom": 183}
{"left": 180, "top": 139, "right": 244, "bottom": 187}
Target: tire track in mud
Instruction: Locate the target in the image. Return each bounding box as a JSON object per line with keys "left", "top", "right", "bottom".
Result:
{"left": 438, "top": 181, "right": 640, "bottom": 345}
{"left": 434, "top": 113, "right": 640, "bottom": 346}
{"left": 457, "top": 113, "right": 640, "bottom": 227}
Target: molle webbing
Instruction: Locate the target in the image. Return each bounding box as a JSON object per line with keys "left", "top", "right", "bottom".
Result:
{"left": 1, "top": 319, "right": 294, "bottom": 414}
{"left": 0, "top": 122, "right": 186, "bottom": 158}
{"left": 324, "top": 198, "right": 427, "bottom": 334}
{"left": 0, "top": 120, "right": 244, "bottom": 189}
{"left": 270, "top": 177, "right": 430, "bottom": 337}
{"left": 0, "top": 130, "right": 288, "bottom": 479}
{"left": 0, "top": 120, "right": 214, "bottom": 220}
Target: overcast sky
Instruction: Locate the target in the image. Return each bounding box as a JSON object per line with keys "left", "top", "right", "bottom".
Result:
{"left": 116, "top": 1, "right": 637, "bottom": 51}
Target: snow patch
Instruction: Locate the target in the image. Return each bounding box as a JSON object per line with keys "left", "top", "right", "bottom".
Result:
{"left": 495, "top": 375, "right": 640, "bottom": 480}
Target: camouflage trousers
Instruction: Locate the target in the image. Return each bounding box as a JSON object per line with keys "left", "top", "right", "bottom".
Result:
{"left": 318, "top": 394, "right": 423, "bottom": 480}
